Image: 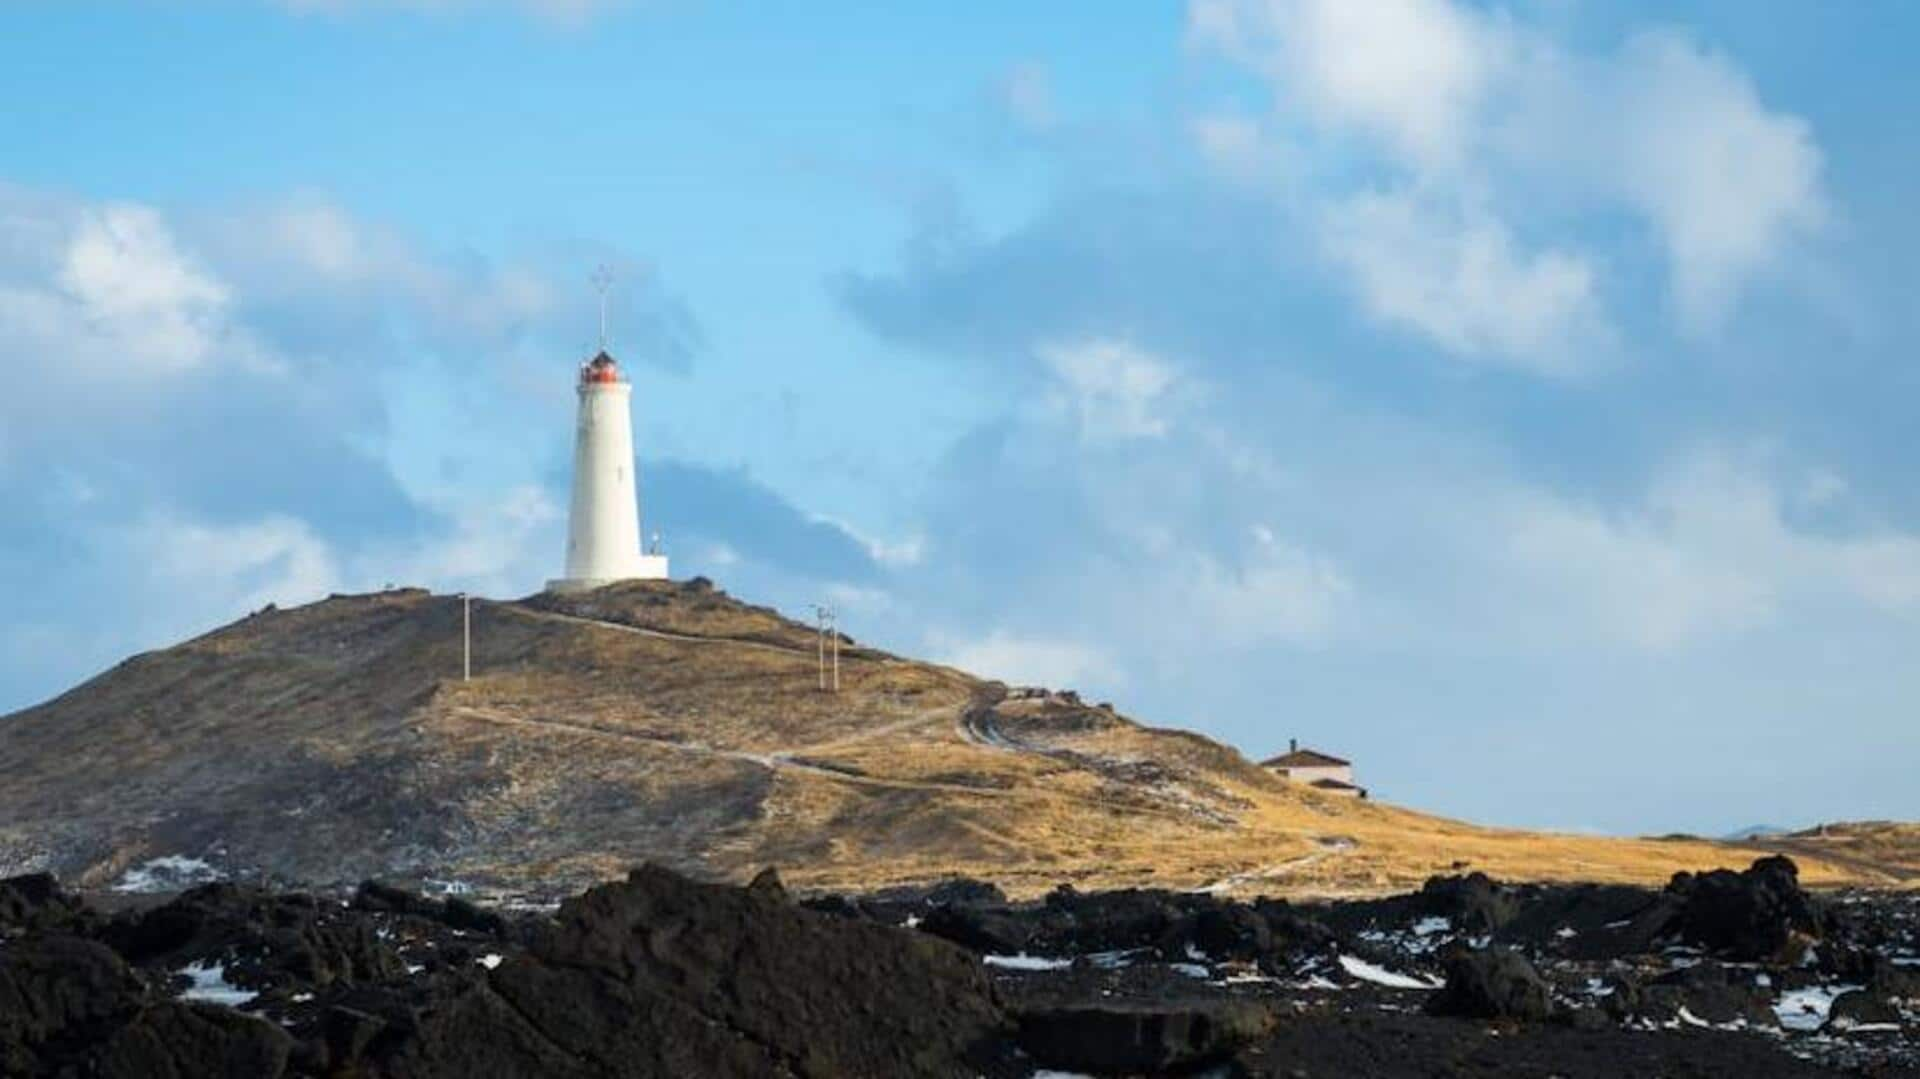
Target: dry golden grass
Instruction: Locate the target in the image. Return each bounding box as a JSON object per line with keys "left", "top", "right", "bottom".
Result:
{"left": 2, "top": 580, "right": 1912, "bottom": 898}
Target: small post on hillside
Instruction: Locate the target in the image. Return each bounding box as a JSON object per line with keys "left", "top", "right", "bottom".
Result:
{"left": 461, "top": 593, "right": 472, "bottom": 682}
{"left": 810, "top": 603, "right": 838, "bottom": 693}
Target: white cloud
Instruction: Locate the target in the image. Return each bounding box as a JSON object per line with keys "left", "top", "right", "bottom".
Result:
{"left": 1191, "top": 0, "right": 1501, "bottom": 173}
{"left": 0, "top": 197, "right": 256, "bottom": 389}
{"left": 201, "top": 196, "right": 559, "bottom": 345}
{"left": 58, "top": 206, "right": 231, "bottom": 373}
{"left": 1599, "top": 32, "right": 1826, "bottom": 330}
{"left": 1495, "top": 451, "right": 1920, "bottom": 650}
{"left": 1320, "top": 189, "right": 1604, "bottom": 374}
{"left": 386, "top": 485, "right": 563, "bottom": 596}
{"left": 1038, "top": 339, "right": 1178, "bottom": 441}
{"left": 1190, "top": 0, "right": 1827, "bottom": 350}
{"left": 1170, "top": 525, "right": 1350, "bottom": 645}
{"left": 132, "top": 514, "right": 344, "bottom": 623}
{"left": 935, "top": 629, "right": 1125, "bottom": 691}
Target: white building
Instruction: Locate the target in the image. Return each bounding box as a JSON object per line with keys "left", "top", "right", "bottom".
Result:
{"left": 546, "top": 350, "right": 669, "bottom": 592}
{"left": 1261, "top": 739, "right": 1367, "bottom": 798}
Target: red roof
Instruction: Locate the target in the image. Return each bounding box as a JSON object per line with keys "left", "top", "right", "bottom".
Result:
{"left": 1309, "top": 777, "right": 1366, "bottom": 793}
{"left": 1260, "top": 747, "right": 1350, "bottom": 769}
{"left": 582, "top": 351, "right": 622, "bottom": 384}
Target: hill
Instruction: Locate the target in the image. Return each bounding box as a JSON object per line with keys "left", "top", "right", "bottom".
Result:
{"left": 0, "top": 580, "right": 1909, "bottom": 900}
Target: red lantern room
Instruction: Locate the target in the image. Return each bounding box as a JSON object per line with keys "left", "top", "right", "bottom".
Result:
{"left": 580, "top": 351, "right": 622, "bottom": 385}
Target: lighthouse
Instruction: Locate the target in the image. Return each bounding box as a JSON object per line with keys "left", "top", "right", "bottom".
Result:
{"left": 546, "top": 347, "right": 669, "bottom": 592}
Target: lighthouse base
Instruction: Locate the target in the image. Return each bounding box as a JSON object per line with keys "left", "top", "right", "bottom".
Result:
{"left": 545, "top": 555, "right": 671, "bottom": 594}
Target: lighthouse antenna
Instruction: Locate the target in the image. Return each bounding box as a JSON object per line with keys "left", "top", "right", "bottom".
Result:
{"left": 590, "top": 264, "right": 615, "bottom": 352}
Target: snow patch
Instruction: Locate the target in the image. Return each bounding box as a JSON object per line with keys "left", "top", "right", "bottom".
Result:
{"left": 984, "top": 953, "right": 1073, "bottom": 972}
{"left": 1776, "top": 984, "right": 1861, "bottom": 1032}
{"left": 1170, "top": 962, "right": 1211, "bottom": 979}
{"left": 476, "top": 953, "right": 503, "bottom": 970}
{"left": 1338, "top": 954, "right": 1441, "bottom": 990}
{"left": 176, "top": 961, "right": 256, "bottom": 1008}
{"left": 1412, "top": 917, "right": 1450, "bottom": 937}
{"left": 115, "top": 855, "right": 222, "bottom": 894}
{"left": 1085, "top": 948, "right": 1145, "bottom": 970}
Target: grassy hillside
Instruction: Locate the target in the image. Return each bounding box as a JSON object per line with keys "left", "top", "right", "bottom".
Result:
{"left": 0, "top": 580, "right": 1909, "bottom": 899}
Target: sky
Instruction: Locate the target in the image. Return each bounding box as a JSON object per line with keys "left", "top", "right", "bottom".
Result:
{"left": 2, "top": 0, "right": 1916, "bottom": 837}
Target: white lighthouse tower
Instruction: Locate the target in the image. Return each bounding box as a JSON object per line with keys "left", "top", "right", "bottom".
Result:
{"left": 546, "top": 315, "right": 668, "bottom": 592}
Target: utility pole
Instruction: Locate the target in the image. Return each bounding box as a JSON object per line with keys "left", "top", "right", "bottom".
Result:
{"left": 810, "top": 603, "right": 839, "bottom": 693}
{"left": 461, "top": 593, "right": 472, "bottom": 682}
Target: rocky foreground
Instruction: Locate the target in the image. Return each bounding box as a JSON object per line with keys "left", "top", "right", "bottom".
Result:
{"left": 2, "top": 856, "right": 1915, "bottom": 1077}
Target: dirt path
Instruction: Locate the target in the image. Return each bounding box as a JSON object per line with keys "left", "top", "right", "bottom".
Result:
{"left": 464, "top": 609, "right": 1240, "bottom": 828}
{"left": 444, "top": 702, "right": 1239, "bottom": 830}
{"left": 792, "top": 707, "right": 956, "bottom": 754}
{"left": 495, "top": 601, "right": 828, "bottom": 660}
{"left": 445, "top": 705, "right": 1018, "bottom": 800}
{"left": 1199, "top": 841, "right": 1353, "bottom": 895}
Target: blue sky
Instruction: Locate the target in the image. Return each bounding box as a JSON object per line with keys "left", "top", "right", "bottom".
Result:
{"left": 3, "top": 0, "right": 1916, "bottom": 836}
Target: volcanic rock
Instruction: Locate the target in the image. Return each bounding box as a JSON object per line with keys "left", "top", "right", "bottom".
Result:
{"left": 1169, "top": 904, "right": 1274, "bottom": 962}
{"left": 505, "top": 862, "right": 1015, "bottom": 1078}
{"left": 1825, "top": 989, "right": 1902, "bottom": 1031}
{"left": 0, "top": 873, "right": 90, "bottom": 936}
{"left": 1426, "top": 948, "right": 1554, "bottom": 1021}
{"left": 92, "top": 1000, "right": 294, "bottom": 1079}
{"left": 1420, "top": 872, "right": 1519, "bottom": 935}
{"left": 1014, "top": 999, "right": 1274, "bottom": 1075}
{"left": 103, "top": 882, "right": 407, "bottom": 991}
{"left": 1039, "top": 886, "right": 1186, "bottom": 954}
{"left": 0, "top": 934, "right": 292, "bottom": 1078}
{"left": 917, "top": 903, "right": 1036, "bottom": 956}
{"left": 1667, "top": 856, "right": 1825, "bottom": 960}
{"left": 1495, "top": 882, "right": 1679, "bottom": 959}
{"left": 1647, "top": 962, "right": 1779, "bottom": 1027}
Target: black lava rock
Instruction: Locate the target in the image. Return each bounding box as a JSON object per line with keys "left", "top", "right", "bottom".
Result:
{"left": 1419, "top": 872, "right": 1519, "bottom": 935}
{"left": 1826, "top": 989, "right": 1901, "bottom": 1031}
{"left": 1015, "top": 999, "right": 1273, "bottom": 1075}
{"left": 1647, "top": 962, "right": 1778, "bottom": 1027}
{"left": 0, "top": 873, "right": 92, "bottom": 936}
{"left": 1426, "top": 948, "right": 1554, "bottom": 1021}
{"left": 1666, "top": 856, "right": 1823, "bottom": 961}
{"left": 103, "top": 882, "right": 406, "bottom": 992}
{"left": 917, "top": 903, "right": 1036, "bottom": 956}
{"left": 0, "top": 933, "right": 292, "bottom": 1078}
{"left": 1167, "top": 905, "right": 1273, "bottom": 963}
